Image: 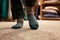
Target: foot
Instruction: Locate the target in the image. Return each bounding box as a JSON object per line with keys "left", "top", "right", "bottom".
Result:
{"left": 27, "top": 14, "right": 39, "bottom": 30}
{"left": 11, "top": 22, "right": 23, "bottom": 29}
{"left": 11, "top": 18, "right": 23, "bottom": 29}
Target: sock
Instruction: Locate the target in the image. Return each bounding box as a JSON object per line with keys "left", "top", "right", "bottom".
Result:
{"left": 27, "top": 14, "right": 39, "bottom": 30}
{"left": 11, "top": 18, "right": 23, "bottom": 29}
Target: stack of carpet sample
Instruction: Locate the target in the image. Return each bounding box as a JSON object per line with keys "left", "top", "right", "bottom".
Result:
{"left": 44, "top": 0, "right": 59, "bottom": 3}
{"left": 42, "top": 6, "right": 60, "bottom": 18}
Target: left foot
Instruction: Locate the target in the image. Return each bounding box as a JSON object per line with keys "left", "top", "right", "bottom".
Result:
{"left": 11, "top": 18, "right": 23, "bottom": 29}
{"left": 27, "top": 14, "right": 39, "bottom": 30}
{"left": 11, "top": 22, "right": 23, "bottom": 29}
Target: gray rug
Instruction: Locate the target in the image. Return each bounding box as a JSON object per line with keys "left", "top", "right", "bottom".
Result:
{"left": 0, "top": 27, "right": 59, "bottom": 40}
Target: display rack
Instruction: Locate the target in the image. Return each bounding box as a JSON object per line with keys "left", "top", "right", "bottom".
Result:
{"left": 40, "top": 0, "right": 60, "bottom": 20}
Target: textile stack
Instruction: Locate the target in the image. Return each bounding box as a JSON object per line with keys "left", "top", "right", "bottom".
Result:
{"left": 44, "top": 0, "right": 59, "bottom": 3}
{"left": 42, "top": 6, "right": 59, "bottom": 18}
{"left": 42, "top": 0, "right": 60, "bottom": 18}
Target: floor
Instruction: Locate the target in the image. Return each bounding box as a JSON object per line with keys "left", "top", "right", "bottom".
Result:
{"left": 0, "top": 20, "right": 60, "bottom": 40}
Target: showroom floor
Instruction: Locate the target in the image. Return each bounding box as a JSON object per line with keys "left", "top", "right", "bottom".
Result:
{"left": 0, "top": 20, "right": 60, "bottom": 40}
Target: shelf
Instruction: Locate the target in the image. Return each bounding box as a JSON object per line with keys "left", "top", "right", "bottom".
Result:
{"left": 40, "top": 0, "right": 60, "bottom": 20}
{"left": 42, "top": 2, "right": 60, "bottom": 5}
{"left": 42, "top": 18, "right": 60, "bottom": 20}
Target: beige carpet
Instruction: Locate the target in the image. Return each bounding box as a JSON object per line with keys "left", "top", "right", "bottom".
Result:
{"left": 0, "top": 20, "right": 60, "bottom": 40}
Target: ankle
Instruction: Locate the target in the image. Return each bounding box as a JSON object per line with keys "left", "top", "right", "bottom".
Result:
{"left": 26, "top": 7, "right": 33, "bottom": 15}
{"left": 17, "top": 18, "right": 24, "bottom": 23}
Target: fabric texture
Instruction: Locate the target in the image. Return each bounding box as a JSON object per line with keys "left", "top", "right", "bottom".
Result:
{"left": 11, "top": 0, "right": 36, "bottom": 20}
{"left": 0, "top": 0, "right": 8, "bottom": 19}
{"left": 11, "top": 0, "right": 24, "bottom": 20}
{"left": 23, "top": 0, "right": 36, "bottom": 7}
{"left": 43, "top": 14, "right": 59, "bottom": 18}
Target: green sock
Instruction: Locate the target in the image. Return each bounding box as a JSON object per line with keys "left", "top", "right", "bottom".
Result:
{"left": 11, "top": 18, "right": 23, "bottom": 29}
{"left": 27, "top": 14, "right": 39, "bottom": 30}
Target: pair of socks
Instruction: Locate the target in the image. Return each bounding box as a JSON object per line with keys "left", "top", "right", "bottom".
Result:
{"left": 12, "top": 14, "right": 39, "bottom": 30}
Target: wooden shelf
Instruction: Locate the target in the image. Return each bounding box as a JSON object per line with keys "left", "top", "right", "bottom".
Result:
{"left": 40, "top": 0, "right": 60, "bottom": 20}
{"left": 42, "top": 18, "right": 60, "bottom": 20}
{"left": 42, "top": 2, "right": 60, "bottom": 5}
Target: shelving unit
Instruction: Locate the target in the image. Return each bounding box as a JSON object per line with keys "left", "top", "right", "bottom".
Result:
{"left": 40, "top": 0, "right": 60, "bottom": 20}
